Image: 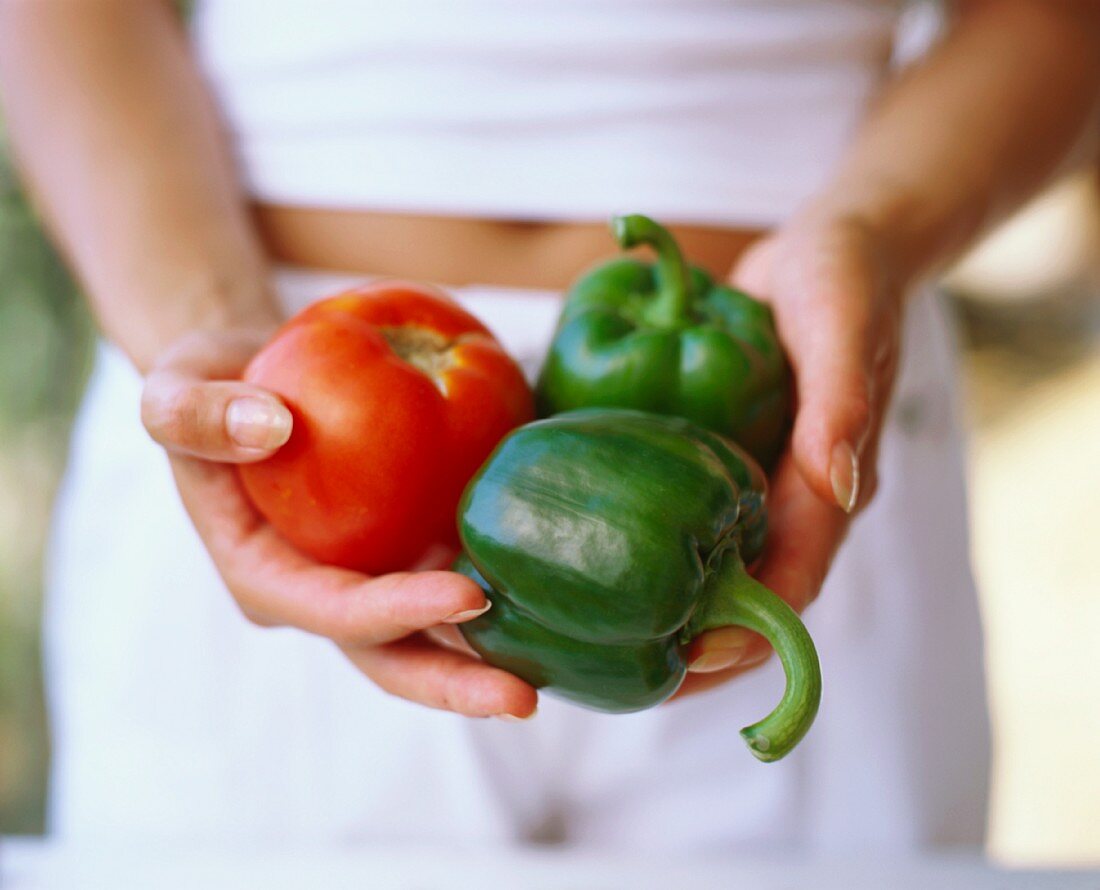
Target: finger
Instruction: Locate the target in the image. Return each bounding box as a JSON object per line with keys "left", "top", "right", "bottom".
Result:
{"left": 733, "top": 229, "right": 888, "bottom": 514}
{"left": 143, "top": 376, "right": 293, "bottom": 462}
{"left": 686, "top": 453, "right": 848, "bottom": 674}
{"left": 345, "top": 635, "right": 539, "bottom": 719}
{"left": 754, "top": 452, "right": 850, "bottom": 611}
{"left": 685, "top": 625, "right": 761, "bottom": 674}
{"left": 783, "top": 280, "right": 875, "bottom": 515}
{"left": 673, "top": 649, "right": 774, "bottom": 701}
{"left": 142, "top": 329, "right": 291, "bottom": 462}
{"left": 170, "top": 455, "right": 490, "bottom": 644}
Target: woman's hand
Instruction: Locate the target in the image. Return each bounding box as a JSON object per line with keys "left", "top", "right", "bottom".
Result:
{"left": 140, "top": 327, "right": 538, "bottom": 720}
{"left": 676, "top": 1, "right": 1100, "bottom": 700}
{"left": 679, "top": 211, "right": 904, "bottom": 696}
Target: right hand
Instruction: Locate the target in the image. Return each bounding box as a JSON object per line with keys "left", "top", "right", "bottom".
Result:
{"left": 678, "top": 210, "right": 904, "bottom": 697}
{"left": 140, "top": 327, "right": 538, "bottom": 720}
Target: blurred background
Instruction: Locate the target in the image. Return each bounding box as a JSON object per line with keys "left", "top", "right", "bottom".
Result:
{"left": 0, "top": 114, "right": 94, "bottom": 838}
{"left": 948, "top": 172, "right": 1100, "bottom": 866}
{"left": 1, "top": 3, "right": 1098, "bottom": 870}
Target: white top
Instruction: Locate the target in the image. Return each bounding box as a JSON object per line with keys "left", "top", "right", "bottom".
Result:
{"left": 192, "top": 0, "right": 901, "bottom": 227}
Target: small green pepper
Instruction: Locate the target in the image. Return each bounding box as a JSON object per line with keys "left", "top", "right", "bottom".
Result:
{"left": 456, "top": 408, "right": 820, "bottom": 762}
{"left": 537, "top": 215, "right": 790, "bottom": 468}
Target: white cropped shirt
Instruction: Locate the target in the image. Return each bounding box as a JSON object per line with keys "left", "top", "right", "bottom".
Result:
{"left": 192, "top": 1, "right": 902, "bottom": 227}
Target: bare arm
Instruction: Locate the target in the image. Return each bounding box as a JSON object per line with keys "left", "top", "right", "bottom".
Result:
{"left": 0, "top": 0, "right": 535, "bottom": 719}
{"left": 820, "top": 0, "right": 1100, "bottom": 287}
{"left": 689, "top": 0, "right": 1100, "bottom": 680}
{"left": 0, "top": 0, "right": 276, "bottom": 371}
{"left": 770, "top": 0, "right": 1100, "bottom": 514}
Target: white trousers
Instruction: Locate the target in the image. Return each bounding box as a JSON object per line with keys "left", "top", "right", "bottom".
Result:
{"left": 44, "top": 270, "right": 990, "bottom": 852}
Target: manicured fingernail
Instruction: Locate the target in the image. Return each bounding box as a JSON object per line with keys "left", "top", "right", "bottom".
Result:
{"left": 226, "top": 397, "right": 292, "bottom": 449}
{"left": 443, "top": 602, "right": 491, "bottom": 624}
{"left": 830, "top": 440, "right": 860, "bottom": 513}
{"left": 496, "top": 708, "right": 537, "bottom": 723}
{"left": 688, "top": 628, "right": 755, "bottom": 673}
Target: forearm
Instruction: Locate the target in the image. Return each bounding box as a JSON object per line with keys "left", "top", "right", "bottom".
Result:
{"left": 0, "top": 0, "right": 278, "bottom": 372}
{"left": 811, "top": 0, "right": 1100, "bottom": 289}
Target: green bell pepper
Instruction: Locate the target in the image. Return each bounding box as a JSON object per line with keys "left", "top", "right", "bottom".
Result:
{"left": 536, "top": 215, "right": 790, "bottom": 468}
{"left": 455, "top": 408, "right": 820, "bottom": 762}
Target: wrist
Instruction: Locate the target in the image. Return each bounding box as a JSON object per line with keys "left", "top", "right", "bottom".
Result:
{"left": 173, "top": 272, "right": 282, "bottom": 336}
{"left": 800, "top": 178, "right": 986, "bottom": 297}
{"left": 119, "top": 270, "right": 281, "bottom": 374}
{"left": 775, "top": 198, "right": 912, "bottom": 312}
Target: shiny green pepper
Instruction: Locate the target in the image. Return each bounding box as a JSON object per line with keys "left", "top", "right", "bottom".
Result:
{"left": 536, "top": 215, "right": 790, "bottom": 469}
{"left": 455, "top": 408, "right": 820, "bottom": 762}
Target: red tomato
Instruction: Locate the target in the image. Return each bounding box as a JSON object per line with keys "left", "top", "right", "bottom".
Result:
{"left": 238, "top": 281, "right": 534, "bottom": 574}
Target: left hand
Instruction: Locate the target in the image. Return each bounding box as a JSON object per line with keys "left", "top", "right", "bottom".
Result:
{"left": 679, "top": 209, "right": 905, "bottom": 696}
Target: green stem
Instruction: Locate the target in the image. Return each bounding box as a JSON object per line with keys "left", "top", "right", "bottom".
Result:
{"left": 610, "top": 214, "right": 691, "bottom": 327}
{"left": 686, "top": 548, "right": 822, "bottom": 763}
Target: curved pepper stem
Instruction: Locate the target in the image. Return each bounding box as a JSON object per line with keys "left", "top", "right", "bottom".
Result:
{"left": 610, "top": 214, "right": 692, "bottom": 327}
{"left": 686, "top": 549, "right": 822, "bottom": 762}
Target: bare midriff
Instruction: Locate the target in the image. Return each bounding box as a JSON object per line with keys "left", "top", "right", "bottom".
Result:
{"left": 254, "top": 205, "right": 768, "bottom": 291}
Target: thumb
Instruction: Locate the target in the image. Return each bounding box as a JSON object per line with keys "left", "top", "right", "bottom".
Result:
{"left": 142, "top": 375, "right": 293, "bottom": 462}
{"left": 141, "top": 329, "right": 291, "bottom": 463}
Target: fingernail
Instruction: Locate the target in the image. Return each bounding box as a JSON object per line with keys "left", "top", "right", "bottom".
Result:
{"left": 443, "top": 602, "right": 491, "bottom": 624}
{"left": 688, "top": 649, "right": 747, "bottom": 673}
{"left": 227, "top": 397, "right": 292, "bottom": 449}
{"left": 738, "top": 649, "right": 773, "bottom": 669}
{"left": 496, "top": 708, "right": 537, "bottom": 723}
{"left": 687, "top": 627, "right": 755, "bottom": 673}
{"left": 830, "top": 441, "right": 860, "bottom": 513}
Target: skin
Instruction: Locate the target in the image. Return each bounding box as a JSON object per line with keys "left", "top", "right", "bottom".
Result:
{"left": 2, "top": 0, "right": 1099, "bottom": 716}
